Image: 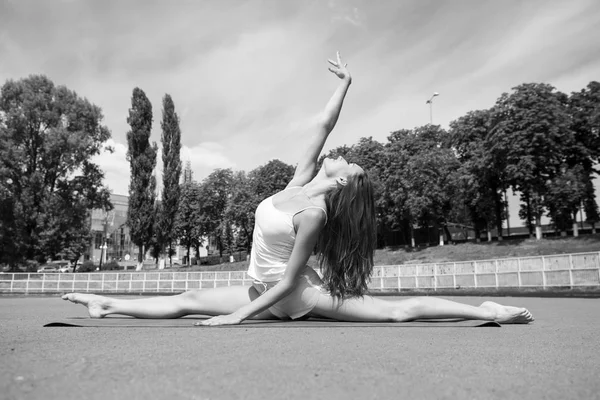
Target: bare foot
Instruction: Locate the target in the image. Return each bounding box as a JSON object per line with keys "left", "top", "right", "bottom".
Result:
{"left": 62, "top": 293, "right": 111, "bottom": 318}
{"left": 479, "top": 301, "right": 534, "bottom": 324}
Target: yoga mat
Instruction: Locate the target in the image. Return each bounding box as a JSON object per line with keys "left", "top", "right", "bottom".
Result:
{"left": 45, "top": 317, "right": 501, "bottom": 328}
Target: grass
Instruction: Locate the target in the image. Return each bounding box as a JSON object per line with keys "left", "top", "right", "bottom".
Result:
{"left": 162, "top": 234, "right": 600, "bottom": 272}
{"left": 373, "top": 234, "right": 600, "bottom": 265}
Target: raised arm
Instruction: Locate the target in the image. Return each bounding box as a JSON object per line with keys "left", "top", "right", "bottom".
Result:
{"left": 286, "top": 52, "right": 352, "bottom": 188}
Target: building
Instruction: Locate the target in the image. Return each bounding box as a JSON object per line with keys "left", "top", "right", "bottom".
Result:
{"left": 88, "top": 194, "right": 138, "bottom": 264}
{"left": 87, "top": 193, "right": 213, "bottom": 265}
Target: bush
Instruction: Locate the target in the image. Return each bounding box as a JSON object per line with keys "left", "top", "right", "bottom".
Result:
{"left": 103, "top": 260, "right": 120, "bottom": 270}
{"left": 78, "top": 260, "right": 96, "bottom": 273}
{"left": 24, "top": 260, "right": 40, "bottom": 272}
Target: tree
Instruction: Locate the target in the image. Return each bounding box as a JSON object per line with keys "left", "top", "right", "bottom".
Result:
{"left": 490, "top": 83, "right": 573, "bottom": 239}
{"left": 0, "top": 75, "right": 112, "bottom": 268}
{"left": 225, "top": 171, "right": 255, "bottom": 252}
{"left": 248, "top": 159, "right": 295, "bottom": 200}
{"left": 568, "top": 81, "right": 600, "bottom": 232}
{"left": 198, "top": 169, "right": 233, "bottom": 258}
{"left": 384, "top": 126, "right": 459, "bottom": 246}
{"left": 157, "top": 94, "right": 182, "bottom": 266}
{"left": 379, "top": 129, "right": 413, "bottom": 245}
{"left": 126, "top": 88, "right": 158, "bottom": 270}
{"left": 449, "top": 109, "right": 507, "bottom": 241}
{"left": 544, "top": 165, "right": 586, "bottom": 235}
{"left": 174, "top": 181, "right": 204, "bottom": 265}
{"left": 38, "top": 163, "right": 112, "bottom": 268}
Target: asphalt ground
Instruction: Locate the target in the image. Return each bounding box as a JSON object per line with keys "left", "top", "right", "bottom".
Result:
{"left": 1, "top": 295, "right": 599, "bottom": 400}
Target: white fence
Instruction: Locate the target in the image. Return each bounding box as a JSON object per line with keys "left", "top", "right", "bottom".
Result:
{"left": 1, "top": 252, "right": 599, "bottom": 295}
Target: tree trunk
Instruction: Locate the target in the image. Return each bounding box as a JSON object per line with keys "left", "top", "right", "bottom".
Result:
{"left": 243, "top": 224, "right": 251, "bottom": 253}
{"left": 523, "top": 192, "right": 534, "bottom": 238}
{"left": 443, "top": 225, "right": 453, "bottom": 244}
{"left": 136, "top": 244, "right": 144, "bottom": 271}
{"left": 572, "top": 222, "right": 579, "bottom": 237}
{"left": 535, "top": 216, "right": 542, "bottom": 240}
{"left": 169, "top": 242, "right": 173, "bottom": 267}
{"left": 194, "top": 244, "right": 200, "bottom": 265}
{"left": 494, "top": 188, "right": 504, "bottom": 241}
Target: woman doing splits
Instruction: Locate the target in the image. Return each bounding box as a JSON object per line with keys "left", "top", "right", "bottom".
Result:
{"left": 63, "top": 53, "right": 533, "bottom": 326}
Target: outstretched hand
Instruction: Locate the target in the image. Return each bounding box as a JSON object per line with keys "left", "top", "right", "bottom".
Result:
{"left": 194, "top": 313, "right": 243, "bottom": 327}
{"left": 328, "top": 51, "right": 351, "bottom": 82}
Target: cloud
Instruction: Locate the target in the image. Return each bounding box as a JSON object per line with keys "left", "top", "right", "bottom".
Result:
{"left": 329, "top": 0, "right": 364, "bottom": 28}
{"left": 93, "top": 139, "right": 130, "bottom": 196}
{"left": 2, "top": 0, "right": 600, "bottom": 206}
{"left": 184, "top": 142, "right": 237, "bottom": 182}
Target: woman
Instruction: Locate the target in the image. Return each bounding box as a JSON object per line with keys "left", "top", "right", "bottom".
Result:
{"left": 63, "top": 53, "right": 533, "bottom": 325}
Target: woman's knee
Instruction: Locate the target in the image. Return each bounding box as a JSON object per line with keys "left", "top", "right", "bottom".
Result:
{"left": 391, "top": 298, "right": 422, "bottom": 322}
{"left": 177, "top": 290, "right": 203, "bottom": 308}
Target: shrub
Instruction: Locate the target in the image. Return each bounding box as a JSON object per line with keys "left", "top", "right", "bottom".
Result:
{"left": 78, "top": 260, "right": 96, "bottom": 273}
{"left": 104, "top": 260, "right": 120, "bottom": 270}
{"left": 24, "top": 260, "right": 40, "bottom": 272}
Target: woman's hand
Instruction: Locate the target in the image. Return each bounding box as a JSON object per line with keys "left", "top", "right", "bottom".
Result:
{"left": 328, "top": 51, "right": 351, "bottom": 82}
{"left": 195, "top": 313, "right": 243, "bottom": 326}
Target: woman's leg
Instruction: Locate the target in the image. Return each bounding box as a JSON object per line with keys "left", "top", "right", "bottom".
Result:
{"left": 310, "top": 294, "right": 533, "bottom": 324}
{"left": 62, "top": 286, "right": 277, "bottom": 319}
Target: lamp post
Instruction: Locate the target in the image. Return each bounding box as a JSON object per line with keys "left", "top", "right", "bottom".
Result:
{"left": 425, "top": 92, "right": 440, "bottom": 124}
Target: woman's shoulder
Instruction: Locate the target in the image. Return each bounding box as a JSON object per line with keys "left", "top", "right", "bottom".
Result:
{"left": 272, "top": 186, "right": 303, "bottom": 202}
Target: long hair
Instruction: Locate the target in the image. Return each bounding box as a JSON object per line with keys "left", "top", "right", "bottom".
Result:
{"left": 317, "top": 172, "right": 377, "bottom": 299}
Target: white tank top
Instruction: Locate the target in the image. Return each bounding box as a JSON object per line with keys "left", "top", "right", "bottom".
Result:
{"left": 247, "top": 187, "right": 327, "bottom": 282}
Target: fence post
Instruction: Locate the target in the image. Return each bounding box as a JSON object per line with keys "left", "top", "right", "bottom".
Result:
{"left": 569, "top": 254, "right": 574, "bottom": 287}
{"left": 415, "top": 265, "right": 419, "bottom": 289}
{"left": 541, "top": 256, "right": 546, "bottom": 289}
{"left": 41, "top": 274, "right": 45, "bottom": 293}
{"left": 453, "top": 263, "right": 456, "bottom": 288}
{"left": 433, "top": 264, "right": 437, "bottom": 291}
{"left": 26, "top": 273, "right": 30, "bottom": 294}
{"left": 517, "top": 258, "right": 522, "bottom": 287}
{"left": 495, "top": 260, "right": 499, "bottom": 288}
{"left": 473, "top": 261, "right": 478, "bottom": 288}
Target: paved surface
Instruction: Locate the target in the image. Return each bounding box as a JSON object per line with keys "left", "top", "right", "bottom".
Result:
{"left": 1, "top": 295, "right": 599, "bottom": 400}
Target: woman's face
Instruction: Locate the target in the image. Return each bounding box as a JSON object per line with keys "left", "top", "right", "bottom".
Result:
{"left": 323, "top": 156, "right": 364, "bottom": 179}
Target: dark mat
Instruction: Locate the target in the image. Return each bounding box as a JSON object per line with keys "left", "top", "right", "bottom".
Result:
{"left": 44, "top": 317, "right": 501, "bottom": 328}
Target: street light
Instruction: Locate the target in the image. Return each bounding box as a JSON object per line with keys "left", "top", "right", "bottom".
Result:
{"left": 425, "top": 92, "right": 440, "bottom": 124}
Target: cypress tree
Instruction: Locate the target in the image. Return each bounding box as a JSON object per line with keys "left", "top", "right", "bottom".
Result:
{"left": 158, "top": 94, "right": 182, "bottom": 265}
{"left": 126, "top": 88, "right": 158, "bottom": 269}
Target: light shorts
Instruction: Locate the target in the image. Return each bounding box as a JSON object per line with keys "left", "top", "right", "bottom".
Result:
{"left": 252, "top": 266, "right": 328, "bottom": 320}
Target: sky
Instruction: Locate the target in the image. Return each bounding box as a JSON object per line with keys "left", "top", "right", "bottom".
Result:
{"left": 1, "top": 0, "right": 599, "bottom": 227}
